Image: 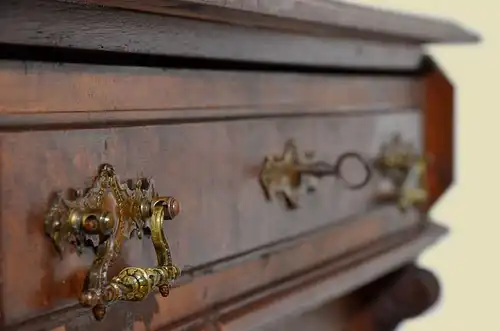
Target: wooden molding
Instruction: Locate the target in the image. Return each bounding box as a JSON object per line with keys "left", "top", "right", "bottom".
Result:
{"left": 74, "top": 0, "right": 480, "bottom": 43}
{"left": 190, "top": 224, "right": 445, "bottom": 331}
{"left": 0, "top": 0, "right": 424, "bottom": 69}
{"left": 0, "top": 61, "right": 420, "bottom": 126}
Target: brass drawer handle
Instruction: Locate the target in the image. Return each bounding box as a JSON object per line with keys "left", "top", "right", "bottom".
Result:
{"left": 44, "top": 164, "right": 181, "bottom": 321}
{"left": 259, "top": 139, "right": 372, "bottom": 209}
{"left": 373, "top": 134, "right": 429, "bottom": 211}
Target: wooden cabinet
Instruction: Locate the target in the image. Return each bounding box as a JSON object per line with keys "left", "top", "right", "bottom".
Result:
{"left": 0, "top": 1, "right": 477, "bottom": 330}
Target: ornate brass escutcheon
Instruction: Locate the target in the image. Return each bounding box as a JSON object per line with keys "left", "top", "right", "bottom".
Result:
{"left": 44, "top": 164, "right": 181, "bottom": 321}
{"left": 259, "top": 139, "right": 372, "bottom": 209}
{"left": 373, "top": 134, "right": 429, "bottom": 211}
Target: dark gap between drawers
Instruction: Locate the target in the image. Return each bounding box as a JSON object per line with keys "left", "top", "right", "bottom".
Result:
{"left": 0, "top": 43, "right": 426, "bottom": 76}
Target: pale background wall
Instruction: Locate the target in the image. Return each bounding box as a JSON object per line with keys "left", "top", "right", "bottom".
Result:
{"left": 347, "top": 0, "right": 497, "bottom": 329}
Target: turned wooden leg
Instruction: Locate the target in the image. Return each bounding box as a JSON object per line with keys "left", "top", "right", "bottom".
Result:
{"left": 348, "top": 264, "right": 441, "bottom": 331}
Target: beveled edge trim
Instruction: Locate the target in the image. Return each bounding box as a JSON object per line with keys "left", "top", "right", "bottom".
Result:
{"left": 0, "top": 59, "right": 422, "bottom": 130}
{"left": 76, "top": 0, "right": 480, "bottom": 43}
{"left": 202, "top": 223, "right": 447, "bottom": 331}
{"left": 1, "top": 0, "right": 424, "bottom": 68}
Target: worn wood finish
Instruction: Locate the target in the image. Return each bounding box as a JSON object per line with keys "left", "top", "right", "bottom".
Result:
{"left": 424, "top": 58, "right": 455, "bottom": 209}
{"left": 344, "top": 264, "right": 441, "bottom": 331}
{"left": 191, "top": 223, "right": 446, "bottom": 331}
{"left": 77, "top": 0, "right": 479, "bottom": 43}
{"left": 0, "top": 0, "right": 474, "bottom": 329}
{"left": 28, "top": 207, "right": 419, "bottom": 331}
{"left": 0, "top": 0, "right": 426, "bottom": 69}
{"left": 0, "top": 61, "right": 420, "bottom": 115}
{"left": 255, "top": 297, "right": 358, "bottom": 331}
{"left": 256, "top": 262, "right": 441, "bottom": 331}
{"left": 0, "top": 112, "right": 421, "bottom": 326}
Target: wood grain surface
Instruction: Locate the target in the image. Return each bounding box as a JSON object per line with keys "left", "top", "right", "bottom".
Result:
{"left": 164, "top": 223, "right": 445, "bottom": 331}
{"left": 0, "top": 1, "right": 467, "bottom": 328}
{"left": 254, "top": 254, "right": 443, "bottom": 331}
{"left": 14, "top": 207, "right": 424, "bottom": 331}
{"left": 0, "top": 0, "right": 426, "bottom": 69}
{"left": 74, "top": 0, "right": 479, "bottom": 43}
{"left": 214, "top": 224, "right": 445, "bottom": 331}
{"left": 0, "top": 112, "right": 421, "bottom": 327}
{"left": 0, "top": 61, "right": 421, "bottom": 116}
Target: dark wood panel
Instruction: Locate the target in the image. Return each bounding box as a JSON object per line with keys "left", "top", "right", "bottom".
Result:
{"left": 0, "top": 113, "right": 421, "bottom": 326}
{"left": 75, "top": 0, "right": 479, "bottom": 43}
{"left": 0, "top": 0, "right": 424, "bottom": 69}
{"left": 424, "top": 58, "right": 454, "bottom": 209}
{"left": 0, "top": 61, "right": 421, "bottom": 116}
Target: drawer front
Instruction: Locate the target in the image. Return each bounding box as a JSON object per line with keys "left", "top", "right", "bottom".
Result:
{"left": 0, "top": 61, "right": 419, "bottom": 115}
{"left": 0, "top": 60, "right": 429, "bottom": 328}
{"left": 0, "top": 111, "right": 422, "bottom": 325}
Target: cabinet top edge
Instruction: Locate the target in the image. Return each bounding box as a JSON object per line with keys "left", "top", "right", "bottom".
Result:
{"left": 64, "top": 0, "right": 481, "bottom": 44}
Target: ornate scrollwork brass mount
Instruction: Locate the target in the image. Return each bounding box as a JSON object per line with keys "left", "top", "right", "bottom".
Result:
{"left": 259, "top": 140, "right": 371, "bottom": 209}
{"left": 374, "top": 134, "right": 429, "bottom": 211}
{"left": 44, "top": 164, "right": 181, "bottom": 321}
